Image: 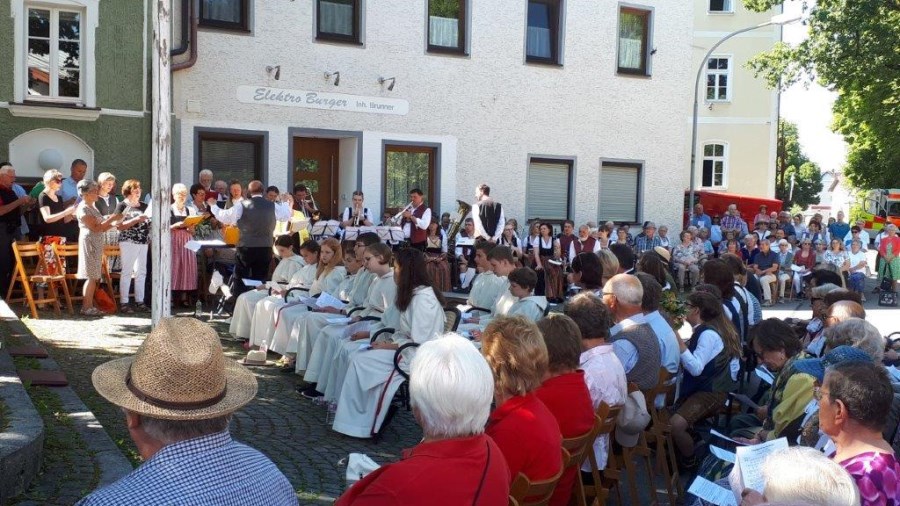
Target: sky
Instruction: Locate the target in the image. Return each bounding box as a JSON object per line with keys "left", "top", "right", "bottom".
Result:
{"left": 778, "top": 0, "right": 848, "bottom": 173}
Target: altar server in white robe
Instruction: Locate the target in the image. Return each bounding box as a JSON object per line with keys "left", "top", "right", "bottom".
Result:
{"left": 331, "top": 248, "right": 446, "bottom": 438}
{"left": 229, "top": 235, "right": 305, "bottom": 339}
{"left": 464, "top": 242, "right": 509, "bottom": 315}
{"left": 266, "top": 238, "right": 346, "bottom": 364}
{"left": 463, "top": 269, "right": 547, "bottom": 339}
{"left": 457, "top": 246, "right": 518, "bottom": 335}
{"left": 300, "top": 243, "right": 397, "bottom": 398}
{"left": 248, "top": 240, "right": 319, "bottom": 349}
{"left": 283, "top": 243, "right": 367, "bottom": 373}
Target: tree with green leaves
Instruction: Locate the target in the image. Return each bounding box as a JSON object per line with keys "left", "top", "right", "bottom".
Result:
{"left": 776, "top": 119, "right": 823, "bottom": 209}
{"left": 743, "top": 0, "right": 900, "bottom": 189}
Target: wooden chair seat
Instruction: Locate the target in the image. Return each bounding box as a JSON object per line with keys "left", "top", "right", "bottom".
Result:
{"left": 642, "top": 368, "right": 683, "bottom": 505}
{"left": 51, "top": 243, "right": 86, "bottom": 304}
{"left": 508, "top": 449, "right": 568, "bottom": 506}
{"left": 583, "top": 403, "right": 622, "bottom": 506}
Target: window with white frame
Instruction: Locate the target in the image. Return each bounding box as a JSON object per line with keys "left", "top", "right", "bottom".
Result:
{"left": 27, "top": 6, "right": 82, "bottom": 101}
{"left": 13, "top": 1, "right": 97, "bottom": 108}
{"left": 702, "top": 143, "right": 727, "bottom": 188}
{"left": 708, "top": 0, "right": 733, "bottom": 13}
{"left": 705, "top": 57, "right": 731, "bottom": 101}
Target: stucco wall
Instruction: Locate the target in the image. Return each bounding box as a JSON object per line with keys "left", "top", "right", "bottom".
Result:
{"left": 174, "top": 0, "right": 693, "bottom": 229}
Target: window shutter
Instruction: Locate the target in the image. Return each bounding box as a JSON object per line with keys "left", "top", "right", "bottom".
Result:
{"left": 599, "top": 164, "right": 640, "bottom": 222}
{"left": 526, "top": 161, "right": 570, "bottom": 220}
{"left": 200, "top": 139, "right": 260, "bottom": 184}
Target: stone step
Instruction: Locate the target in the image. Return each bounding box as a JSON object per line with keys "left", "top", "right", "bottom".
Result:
{"left": 7, "top": 346, "right": 49, "bottom": 358}
{"left": 17, "top": 369, "right": 69, "bottom": 387}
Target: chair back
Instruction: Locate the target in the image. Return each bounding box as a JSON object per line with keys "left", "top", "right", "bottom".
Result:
{"left": 444, "top": 306, "right": 461, "bottom": 332}
{"left": 508, "top": 452, "right": 567, "bottom": 506}
{"left": 54, "top": 243, "right": 80, "bottom": 276}
{"left": 103, "top": 244, "right": 121, "bottom": 258}
{"left": 562, "top": 425, "right": 599, "bottom": 471}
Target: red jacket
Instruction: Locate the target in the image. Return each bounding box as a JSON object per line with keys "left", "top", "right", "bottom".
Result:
{"left": 535, "top": 371, "right": 595, "bottom": 506}
{"left": 334, "top": 434, "right": 510, "bottom": 505}
{"left": 486, "top": 393, "right": 562, "bottom": 485}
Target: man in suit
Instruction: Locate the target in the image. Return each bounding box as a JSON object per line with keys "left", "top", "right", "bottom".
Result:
{"left": 471, "top": 184, "right": 505, "bottom": 243}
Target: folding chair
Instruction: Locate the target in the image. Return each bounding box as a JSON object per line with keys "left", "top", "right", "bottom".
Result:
{"left": 562, "top": 422, "right": 602, "bottom": 506}
{"left": 617, "top": 382, "right": 658, "bottom": 505}
{"left": 583, "top": 403, "right": 623, "bottom": 506}
{"left": 5, "top": 241, "right": 73, "bottom": 318}
{"left": 54, "top": 243, "right": 85, "bottom": 305}
{"left": 101, "top": 244, "right": 128, "bottom": 309}
{"left": 642, "top": 369, "right": 683, "bottom": 505}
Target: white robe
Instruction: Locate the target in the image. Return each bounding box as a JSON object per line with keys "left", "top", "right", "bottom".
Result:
{"left": 466, "top": 273, "right": 509, "bottom": 315}
{"left": 332, "top": 286, "right": 446, "bottom": 438}
{"left": 248, "top": 263, "right": 317, "bottom": 348}
{"left": 303, "top": 271, "right": 397, "bottom": 381}
{"left": 228, "top": 255, "right": 305, "bottom": 338}
{"left": 269, "top": 266, "right": 347, "bottom": 355}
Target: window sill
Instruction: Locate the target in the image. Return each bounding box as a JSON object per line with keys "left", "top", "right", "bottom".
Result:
{"left": 700, "top": 186, "right": 728, "bottom": 191}
{"left": 525, "top": 58, "right": 563, "bottom": 68}
{"left": 616, "top": 69, "right": 652, "bottom": 79}
{"left": 8, "top": 102, "right": 100, "bottom": 122}
{"left": 315, "top": 35, "right": 364, "bottom": 47}
{"left": 427, "top": 46, "right": 469, "bottom": 57}
{"left": 706, "top": 11, "right": 735, "bottom": 15}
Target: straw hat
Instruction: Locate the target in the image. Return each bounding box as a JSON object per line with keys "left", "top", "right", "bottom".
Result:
{"left": 91, "top": 317, "right": 257, "bottom": 420}
{"left": 652, "top": 246, "right": 671, "bottom": 264}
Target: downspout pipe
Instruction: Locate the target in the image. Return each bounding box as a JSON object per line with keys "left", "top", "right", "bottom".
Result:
{"left": 172, "top": 0, "right": 197, "bottom": 71}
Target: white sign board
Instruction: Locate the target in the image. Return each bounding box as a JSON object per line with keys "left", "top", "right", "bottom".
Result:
{"left": 236, "top": 86, "right": 409, "bottom": 116}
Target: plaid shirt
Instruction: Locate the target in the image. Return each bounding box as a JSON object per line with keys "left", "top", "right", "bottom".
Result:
{"left": 633, "top": 234, "right": 662, "bottom": 254}
{"left": 77, "top": 431, "right": 298, "bottom": 506}
{"left": 720, "top": 214, "right": 747, "bottom": 235}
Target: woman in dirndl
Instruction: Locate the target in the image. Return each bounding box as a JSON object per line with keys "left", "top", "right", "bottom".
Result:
{"left": 170, "top": 183, "right": 198, "bottom": 308}
{"left": 532, "top": 222, "right": 563, "bottom": 301}
{"left": 424, "top": 218, "right": 450, "bottom": 292}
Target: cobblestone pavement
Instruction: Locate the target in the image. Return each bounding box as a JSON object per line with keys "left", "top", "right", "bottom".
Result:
{"left": 14, "top": 308, "right": 422, "bottom": 505}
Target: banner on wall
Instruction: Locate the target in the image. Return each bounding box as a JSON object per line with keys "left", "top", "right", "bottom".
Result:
{"left": 236, "top": 86, "right": 409, "bottom": 116}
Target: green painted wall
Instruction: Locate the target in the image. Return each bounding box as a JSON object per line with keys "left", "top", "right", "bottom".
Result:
{"left": 0, "top": 0, "right": 151, "bottom": 182}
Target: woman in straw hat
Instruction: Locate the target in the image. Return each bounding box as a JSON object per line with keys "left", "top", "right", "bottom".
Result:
{"left": 79, "top": 317, "right": 297, "bottom": 505}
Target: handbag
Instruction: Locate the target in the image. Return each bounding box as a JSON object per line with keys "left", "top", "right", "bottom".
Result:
{"left": 880, "top": 263, "right": 897, "bottom": 307}
{"left": 94, "top": 287, "right": 117, "bottom": 314}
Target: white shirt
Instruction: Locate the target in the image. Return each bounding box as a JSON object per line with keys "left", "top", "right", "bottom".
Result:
{"left": 568, "top": 237, "right": 602, "bottom": 261}
{"left": 847, "top": 250, "right": 867, "bottom": 273}
{"left": 471, "top": 200, "right": 506, "bottom": 242}
{"left": 580, "top": 344, "right": 627, "bottom": 471}
{"left": 341, "top": 206, "right": 374, "bottom": 226}
{"left": 402, "top": 205, "right": 431, "bottom": 240}
{"left": 844, "top": 229, "right": 870, "bottom": 248}
{"left": 680, "top": 327, "right": 740, "bottom": 381}
{"left": 208, "top": 194, "right": 292, "bottom": 225}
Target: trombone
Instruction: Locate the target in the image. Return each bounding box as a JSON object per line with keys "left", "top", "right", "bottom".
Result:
{"left": 390, "top": 202, "right": 414, "bottom": 226}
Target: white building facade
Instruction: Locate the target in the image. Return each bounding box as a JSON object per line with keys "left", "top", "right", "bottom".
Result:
{"left": 692, "top": 0, "right": 782, "bottom": 198}
{"left": 172, "top": 0, "right": 694, "bottom": 231}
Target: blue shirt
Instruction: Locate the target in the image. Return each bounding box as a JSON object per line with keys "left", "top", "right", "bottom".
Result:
{"left": 690, "top": 213, "right": 712, "bottom": 230}
{"left": 828, "top": 222, "right": 850, "bottom": 242}
{"left": 12, "top": 183, "right": 28, "bottom": 235}
{"left": 77, "top": 431, "right": 298, "bottom": 506}
{"left": 59, "top": 177, "right": 79, "bottom": 202}
{"left": 634, "top": 234, "right": 662, "bottom": 255}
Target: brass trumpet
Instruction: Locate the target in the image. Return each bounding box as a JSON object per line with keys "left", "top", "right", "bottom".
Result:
{"left": 390, "top": 202, "right": 414, "bottom": 226}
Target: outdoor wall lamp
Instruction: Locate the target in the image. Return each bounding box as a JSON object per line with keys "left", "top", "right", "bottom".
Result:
{"left": 324, "top": 71, "right": 341, "bottom": 86}
{"left": 378, "top": 77, "right": 396, "bottom": 91}
{"left": 266, "top": 65, "right": 281, "bottom": 80}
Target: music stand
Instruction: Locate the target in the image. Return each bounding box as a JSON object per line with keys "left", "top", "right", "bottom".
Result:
{"left": 376, "top": 226, "right": 404, "bottom": 243}
{"left": 311, "top": 220, "right": 340, "bottom": 238}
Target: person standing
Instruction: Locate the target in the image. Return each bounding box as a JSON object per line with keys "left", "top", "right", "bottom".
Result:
{"left": 471, "top": 184, "right": 505, "bottom": 243}
{"left": 2, "top": 162, "right": 31, "bottom": 240}
{"left": 38, "top": 169, "right": 79, "bottom": 244}
{"left": 170, "top": 184, "right": 199, "bottom": 308}
{"left": 115, "top": 180, "right": 151, "bottom": 312}
{"left": 401, "top": 188, "right": 431, "bottom": 250}
{"left": 828, "top": 210, "right": 851, "bottom": 243}
{"left": 339, "top": 190, "right": 374, "bottom": 228}
{"left": 0, "top": 163, "right": 34, "bottom": 295}
{"left": 59, "top": 159, "right": 87, "bottom": 204}
{"left": 291, "top": 183, "right": 318, "bottom": 218}
{"left": 198, "top": 169, "right": 217, "bottom": 200}
{"left": 208, "top": 180, "right": 292, "bottom": 304}
{"left": 75, "top": 180, "right": 121, "bottom": 316}
{"left": 878, "top": 224, "right": 900, "bottom": 294}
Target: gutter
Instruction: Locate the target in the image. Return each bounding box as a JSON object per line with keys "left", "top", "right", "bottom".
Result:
{"left": 172, "top": 0, "right": 197, "bottom": 71}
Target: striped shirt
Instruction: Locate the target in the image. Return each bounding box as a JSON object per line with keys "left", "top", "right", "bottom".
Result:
{"left": 77, "top": 431, "right": 297, "bottom": 506}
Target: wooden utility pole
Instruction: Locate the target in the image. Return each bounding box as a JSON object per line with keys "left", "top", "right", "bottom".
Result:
{"left": 150, "top": 0, "right": 172, "bottom": 325}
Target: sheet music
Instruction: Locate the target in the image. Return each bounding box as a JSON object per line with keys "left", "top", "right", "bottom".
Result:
{"left": 709, "top": 445, "right": 736, "bottom": 464}
{"left": 688, "top": 477, "right": 736, "bottom": 506}
{"left": 709, "top": 429, "right": 747, "bottom": 446}
{"left": 755, "top": 366, "right": 775, "bottom": 385}
{"left": 316, "top": 292, "right": 346, "bottom": 310}
{"left": 790, "top": 264, "right": 806, "bottom": 272}
{"left": 242, "top": 279, "right": 263, "bottom": 288}
{"left": 184, "top": 239, "right": 227, "bottom": 253}
{"left": 729, "top": 437, "right": 788, "bottom": 500}
{"left": 729, "top": 392, "right": 761, "bottom": 410}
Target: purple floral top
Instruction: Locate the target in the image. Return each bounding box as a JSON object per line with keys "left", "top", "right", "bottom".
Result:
{"left": 838, "top": 451, "right": 900, "bottom": 506}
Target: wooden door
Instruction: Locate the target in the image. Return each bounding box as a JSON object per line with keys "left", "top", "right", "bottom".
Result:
{"left": 293, "top": 137, "right": 339, "bottom": 219}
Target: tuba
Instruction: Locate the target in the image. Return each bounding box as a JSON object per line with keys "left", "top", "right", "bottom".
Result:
{"left": 445, "top": 199, "right": 472, "bottom": 253}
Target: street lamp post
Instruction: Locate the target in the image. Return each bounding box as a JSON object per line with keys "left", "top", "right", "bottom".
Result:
{"left": 688, "top": 13, "right": 802, "bottom": 214}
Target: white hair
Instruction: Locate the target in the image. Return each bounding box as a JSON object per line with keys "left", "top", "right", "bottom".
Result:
{"left": 826, "top": 317, "right": 885, "bottom": 363}
{"left": 172, "top": 183, "right": 188, "bottom": 195}
{"left": 811, "top": 283, "right": 841, "bottom": 299}
{"left": 0, "top": 163, "right": 13, "bottom": 175}
{"left": 409, "top": 333, "right": 494, "bottom": 439}
{"left": 762, "top": 447, "right": 860, "bottom": 505}
{"left": 199, "top": 169, "right": 213, "bottom": 178}
{"left": 606, "top": 273, "right": 643, "bottom": 306}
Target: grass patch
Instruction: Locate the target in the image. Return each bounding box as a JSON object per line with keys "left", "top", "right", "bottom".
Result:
{"left": 11, "top": 386, "right": 102, "bottom": 502}
{"left": 12, "top": 355, "right": 40, "bottom": 370}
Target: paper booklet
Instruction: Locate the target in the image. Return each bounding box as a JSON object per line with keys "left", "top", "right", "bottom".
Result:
{"left": 728, "top": 437, "right": 789, "bottom": 501}
{"left": 242, "top": 279, "right": 263, "bottom": 288}
{"left": 688, "top": 476, "right": 736, "bottom": 506}
{"left": 297, "top": 292, "right": 346, "bottom": 310}
{"left": 179, "top": 214, "right": 207, "bottom": 227}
